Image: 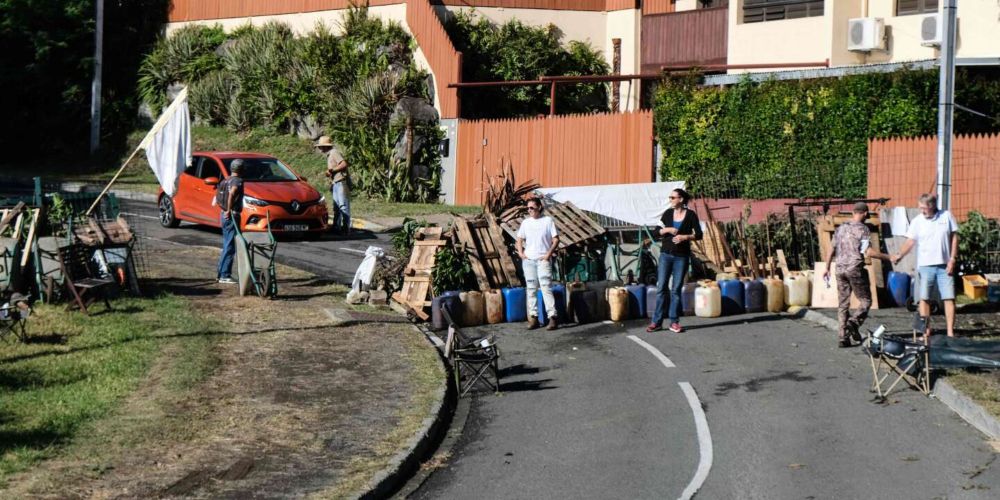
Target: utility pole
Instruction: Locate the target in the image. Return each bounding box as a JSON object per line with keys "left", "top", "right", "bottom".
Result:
{"left": 90, "top": 0, "right": 104, "bottom": 154}
{"left": 936, "top": 0, "right": 957, "bottom": 210}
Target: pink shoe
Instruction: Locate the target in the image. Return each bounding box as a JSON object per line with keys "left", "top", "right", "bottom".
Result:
{"left": 646, "top": 323, "right": 662, "bottom": 333}
{"left": 668, "top": 323, "right": 683, "bottom": 333}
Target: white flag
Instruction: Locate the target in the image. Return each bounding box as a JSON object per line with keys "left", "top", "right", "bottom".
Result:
{"left": 142, "top": 87, "right": 192, "bottom": 197}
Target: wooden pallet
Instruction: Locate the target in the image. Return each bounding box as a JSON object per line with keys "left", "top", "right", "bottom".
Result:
{"left": 73, "top": 216, "right": 134, "bottom": 247}
{"left": 500, "top": 201, "right": 605, "bottom": 250}
{"left": 392, "top": 227, "right": 446, "bottom": 321}
{"left": 453, "top": 215, "right": 521, "bottom": 291}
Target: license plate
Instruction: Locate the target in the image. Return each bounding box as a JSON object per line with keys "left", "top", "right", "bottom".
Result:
{"left": 284, "top": 224, "right": 309, "bottom": 232}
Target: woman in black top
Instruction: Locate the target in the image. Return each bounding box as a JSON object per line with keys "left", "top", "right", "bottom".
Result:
{"left": 648, "top": 188, "right": 703, "bottom": 333}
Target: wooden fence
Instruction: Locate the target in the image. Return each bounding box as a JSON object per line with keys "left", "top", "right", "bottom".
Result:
{"left": 455, "top": 111, "right": 655, "bottom": 205}
{"left": 641, "top": 0, "right": 676, "bottom": 15}
{"left": 408, "top": 0, "right": 463, "bottom": 118}
{"left": 868, "top": 134, "right": 1000, "bottom": 220}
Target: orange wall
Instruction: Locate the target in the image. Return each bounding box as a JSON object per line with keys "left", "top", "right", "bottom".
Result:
{"left": 455, "top": 111, "right": 654, "bottom": 205}
{"left": 868, "top": 134, "right": 1000, "bottom": 220}
{"left": 408, "top": 0, "right": 462, "bottom": 118}
{"left": 168, "top": 0, "right": 639, "bottom": 21}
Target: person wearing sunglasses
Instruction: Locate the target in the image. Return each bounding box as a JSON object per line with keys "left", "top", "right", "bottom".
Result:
{"left": 648, "top": 188, "right": 702, "bottom": 333}
{"left": 516, "top": 198, "right": 560, "bottom": 331}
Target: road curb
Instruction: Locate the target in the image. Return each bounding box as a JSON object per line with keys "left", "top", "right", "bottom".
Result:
{"left": 351, "top": 217, "right": 400, "bottom": 233}
{"left": 353, "top": 309, "right": 455, "bottom": 500}
{"left": 58, "top": 182, "right": 159, "bottom": 203}
{"left": 795, "top": 307, "right": 1000, "bottom": 440}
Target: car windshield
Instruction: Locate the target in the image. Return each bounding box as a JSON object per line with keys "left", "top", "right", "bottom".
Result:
{"left": 222, "top": 158, "right": 298, "bottom": 182}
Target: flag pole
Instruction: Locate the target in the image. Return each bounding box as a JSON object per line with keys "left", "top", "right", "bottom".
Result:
{"left": 84, "top": 87, "right": 189, "bottom": 217}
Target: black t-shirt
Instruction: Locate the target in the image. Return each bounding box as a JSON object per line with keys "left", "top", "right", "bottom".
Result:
{"left": 659, "top": 208, "right": 703, "bottom": 256}
{"left": 218, "top": 176, "right": 244, "bottom": 213}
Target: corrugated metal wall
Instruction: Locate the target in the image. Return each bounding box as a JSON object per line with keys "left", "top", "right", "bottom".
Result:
{"left": 408, "top": 0, "right": 462, "bottom": 118}
{"left": 168, "top": 0, "right": 638, "bottom": 21}
{"left": 641, "top": 0, "right": 676, "bottom": 15}
{"left": 640, "top": 6, "right": 728, "bottom": 71}
{"left": 868, "top": 134, "right": 1000, "bottom": 220}
{"left": 455, "top": 111, "right": 655, "bottom": 205}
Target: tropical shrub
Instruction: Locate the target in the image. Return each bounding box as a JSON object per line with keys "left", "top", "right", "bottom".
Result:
{"left": 444, "top": 11, "right": 610, "bottom": 118}
{"left": 653, "top": 68, "right": 1000, "bottom": 199}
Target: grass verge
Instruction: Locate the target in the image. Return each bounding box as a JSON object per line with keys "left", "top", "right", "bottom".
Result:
{"left": 321, "top": 324, "right": 445, "bottom": 498}
{"left": 0, "top": 295, "right": 216, "bottom": 485}
{"left": 945, "top": 370, "right": 1000, "bottom": 421}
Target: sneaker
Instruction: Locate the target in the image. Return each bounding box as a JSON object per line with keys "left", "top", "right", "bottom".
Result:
{"left": 546, "top": 317, "right": 558, "bottom": 331}
{"left": 849, "top": 324, "right": 863, "bottom": 343}
{"left": 527, "top": 316, "right": 540, "bottom": 330}
{"left": 218, "top": 276, "right": 237, "bottom": 284}
{"left": 668, "top": 323, "right": 683, "bottom": 333}
{"left": 838, "top": 338, "right": 852, "bottom": 348}
{"left": 646, "top": 323, "right": 662, "bottom": 333}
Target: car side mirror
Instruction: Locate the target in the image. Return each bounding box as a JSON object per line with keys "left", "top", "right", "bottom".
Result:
{"left": 204, "top": 177, "right": 220, "bottom": 186}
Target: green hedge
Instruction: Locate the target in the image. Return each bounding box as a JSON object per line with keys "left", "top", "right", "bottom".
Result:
{"left": 653, "top": 68, "right": 1000, "bottom": 199}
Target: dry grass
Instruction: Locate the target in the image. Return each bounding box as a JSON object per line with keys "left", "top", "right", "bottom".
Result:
{"left": 945, "top": 370, "right": 1000, "bottom": 420}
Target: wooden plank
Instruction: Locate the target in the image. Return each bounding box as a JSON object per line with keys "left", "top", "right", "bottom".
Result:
{"left": 776, "top": 249, "right": 791, "bottom": 277}
{"left": 20, "top": 209, "right": 40, "bottom": 267}
{"left": 564, "top": 202, "right": 606, "bottom": 236}
{"left": 812, "top": 262, "right": 880, "bottom": 310}
{"left": 471, "top": 221, "right": 505, "bottom": 287}
{"left": 485, "top": 213, "right": 521, "bottom": 287}
{"left": 453, "top": 217, "right": 491, "bottom": 291}
{"left": 546, "top": 208, "right": 587, "bottom": 247}
{"left": 0, "top": 202, "right": 25, "bottom": 234}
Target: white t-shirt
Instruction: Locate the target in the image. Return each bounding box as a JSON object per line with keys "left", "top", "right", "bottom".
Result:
{"left": 517, "top": 216, "right": 558, "bottom": 260}
{"left": 905, "top": 210, "right": 959, "bottom": 266}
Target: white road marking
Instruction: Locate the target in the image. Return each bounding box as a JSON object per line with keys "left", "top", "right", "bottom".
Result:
{"left": 120, "top": 211, "right": 159, "bottom": 220}
{"left": 338, "top": 247, "right": 367, "bottom": 255}
{"left": 627, "top": 335, "right": 676, "bottom": 368}
{"left": 678, "top": 382, "right": 714, "bottom": 500}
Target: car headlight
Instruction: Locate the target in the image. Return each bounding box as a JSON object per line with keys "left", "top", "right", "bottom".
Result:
{"left": 244, "top": 195, "right": 269, "bottom": 207}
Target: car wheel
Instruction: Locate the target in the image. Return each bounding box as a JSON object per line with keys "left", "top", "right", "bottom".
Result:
{"left": 159, "top": 195, "right": 180, "bottom": 228}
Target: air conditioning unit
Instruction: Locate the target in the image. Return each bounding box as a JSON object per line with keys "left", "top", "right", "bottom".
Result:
{"left": 847, "top": 17, "right": 886, "bottom": 52}
{"left": 920, "top": 13, "right": 943, "bottom": 47}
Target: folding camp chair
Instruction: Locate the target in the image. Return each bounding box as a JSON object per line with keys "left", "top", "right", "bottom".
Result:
{"left": 0, "top": 292, "right": 30, "bottom": 342}
{"left": 864, "top": 326, "right": 931, "bottom": 399}
{"left": 442, "top": 306, "right": 501, "bottom": 397}
{"left": 58, "top": 243, "right": 114, "bottom": 315}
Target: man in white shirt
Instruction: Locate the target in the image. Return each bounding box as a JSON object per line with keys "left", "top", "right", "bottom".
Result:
{"left": 516, "top": 198, "right": 560, "bottom": 330}
{"left": 893, "top": 193, "right": 960, "bottom": 338}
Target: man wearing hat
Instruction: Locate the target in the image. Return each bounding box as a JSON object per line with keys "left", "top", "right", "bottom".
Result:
{"left": 822, "top": 202, "right": 875, "bottom": 347}
{"left": 316, "top": 136, "right": 351, "bottom": 234}
{"left": 216, "top": 159, "right": 245, "bottom": 284}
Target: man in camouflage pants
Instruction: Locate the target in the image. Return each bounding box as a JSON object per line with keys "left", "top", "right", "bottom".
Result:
{"left": 822, "top": 202, "right": 873, "bottom": 348}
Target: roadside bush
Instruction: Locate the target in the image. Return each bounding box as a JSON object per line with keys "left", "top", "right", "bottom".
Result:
{"left": 444, "top": 11, "right": 610, "bottom": 118}
{"left": 654, "top": 68, "right": 1000, "bottom": 199}
{"left": 138, "top": 6, "right": 442, "bottom": 202}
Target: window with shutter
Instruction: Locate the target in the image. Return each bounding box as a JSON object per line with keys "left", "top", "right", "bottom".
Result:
{"left": 897, "top": 0, "right": 938, "bottom": 16}
{"left": 743, "top": 0, "right": 824, "bottom": 24}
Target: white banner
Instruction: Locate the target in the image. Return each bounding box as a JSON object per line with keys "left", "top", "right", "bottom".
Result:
{"left": 142, "top": 88, "right": 191, "bottom": 197}
{"left": 537, "top": 181, "right": 686, "bottom": 227}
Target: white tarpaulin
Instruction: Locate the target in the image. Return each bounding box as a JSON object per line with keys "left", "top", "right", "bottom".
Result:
{"left": 142, "top": 87, "right": 191, "bottom": 197}
{"left": 536, "top": 181, "right": 686, "bottom": 227}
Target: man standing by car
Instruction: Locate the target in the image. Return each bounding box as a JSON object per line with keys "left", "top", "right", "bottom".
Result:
{"left": 822, "top": 202, "right": 874, "bottom": 348}
{"left": 516, "top": 198, "right": 560, "bottom": 331}
{"left": 317, "top": 136, "right": 351, "bottom": 234}
{"left": 216, "top": 159, "right": 244, "bottom": 284}
{"left": 893, "top": 193, "right": 960, "bottom": 338}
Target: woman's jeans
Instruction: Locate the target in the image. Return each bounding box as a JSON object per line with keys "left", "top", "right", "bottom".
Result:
{"left": 522, "top": 259, "right": 556, "bottom": 320}
{"left": 651, "top": 252, "right": 689, "bottom": 326}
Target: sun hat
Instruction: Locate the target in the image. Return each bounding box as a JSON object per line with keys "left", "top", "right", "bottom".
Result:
{"left": 315, "top": 136, "right": 335, "bottom": 148}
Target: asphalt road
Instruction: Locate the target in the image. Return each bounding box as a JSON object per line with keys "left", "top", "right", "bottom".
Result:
{"left": 120, "top": 199, "right": 999, "bottom": 499}
{"left": 121, "top": 199, "right": 392, "bottom": 283}
{"left": 414, "top": 314, "right": 1000, "bottom": 500}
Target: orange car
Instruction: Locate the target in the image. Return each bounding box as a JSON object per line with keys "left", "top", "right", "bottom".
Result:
{"left": 158, "top": 152, "right": 328, "bottom": 234}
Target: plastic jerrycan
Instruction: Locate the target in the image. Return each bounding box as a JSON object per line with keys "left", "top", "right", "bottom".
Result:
{"left": 538, "top": 284, "right": 567, "bottom": 324}
{"left": 719, "top": 279, "right": 745, "bottom": 315}
{"left": 572, "top": 290, "right": 599, "bottom": 324}
{"left": 645, "top": 285, "right": 659, "bottom": 320}
{"left": 681, "top": 282, "right": 699, "bottom": 316}
{"left": 762, "top": 278, "right": 785, "bottom": 312}
{"left": 459, "top": 291, "right": 485, "bottom": 326}
{"left": 887, "top": 271, "right": 911, "bottom": 308}
{"left": 784, "top": 274, "right": 810, "bottom": 307}
{"left": 743, "top": 279, "right": 766, "bottom": 313}
{"left": 607, "top": 287, "right": 630, "bottom": 322}
{"left": 566, "top": 280, "right": 587, "bottom": 323}
{"left": 625, "top": 284, "right": 647, "bottom": 318}
{"left": 695, "top": 282, "right": 722, "bottom": 318}
{"left": 431, "top": 291, "right": 462, "bottom": 331}
{"left": 502, "top": 287, "right": 527, "bottom": 323}
{"left": 485, "top": 289, "right": 504, "bottom": 324}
